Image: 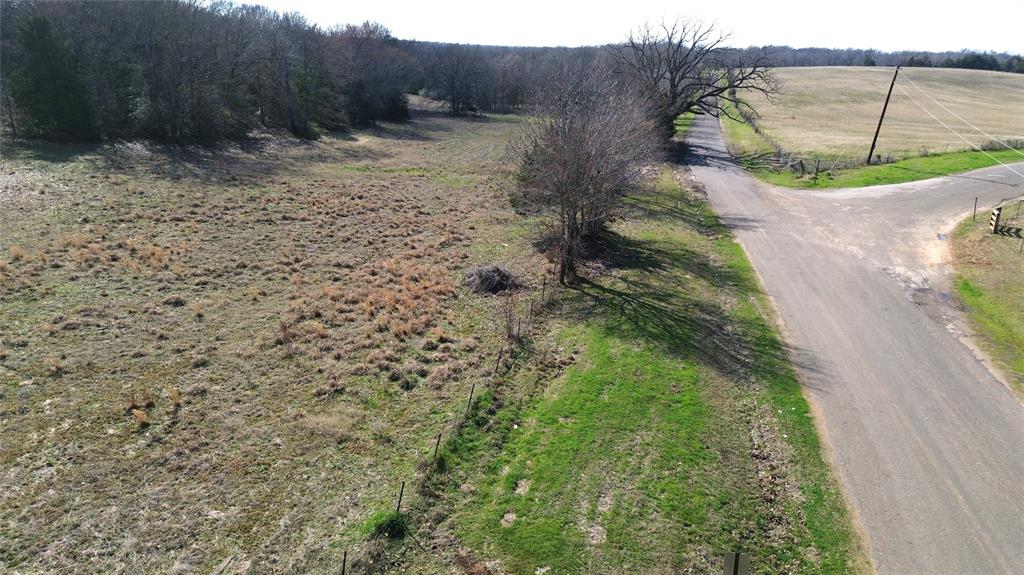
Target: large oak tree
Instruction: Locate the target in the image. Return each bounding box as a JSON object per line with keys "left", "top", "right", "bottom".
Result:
{"left": 609, "top": 19, "right": 777, "bottom": 139}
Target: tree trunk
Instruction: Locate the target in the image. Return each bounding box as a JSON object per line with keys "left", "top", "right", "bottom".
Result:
{"left": 3, "top": 89, "right": 17, "bottom": 139}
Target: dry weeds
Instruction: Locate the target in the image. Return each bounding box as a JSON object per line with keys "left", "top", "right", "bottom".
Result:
{"left": 0, "top": 110, "right": 543, "bottom": 573}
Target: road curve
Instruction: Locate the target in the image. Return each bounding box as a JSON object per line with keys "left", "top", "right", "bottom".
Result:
{"left": 685, "top": 113, "right": 1024, "bottom": 574}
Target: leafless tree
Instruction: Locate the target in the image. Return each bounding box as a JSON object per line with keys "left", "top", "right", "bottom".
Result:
{"left": 609, "top": 19, "right": 777, "bottom": 139}
{"left": 424, "top": 44, "right": 482, "bottom": 115}
{"left": 510, "top": 62, "right": 659, "bottom": 284}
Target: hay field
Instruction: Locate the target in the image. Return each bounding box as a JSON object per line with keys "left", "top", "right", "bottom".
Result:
{"left": 742, "top": 67, "right": 1024, "bottom": 158}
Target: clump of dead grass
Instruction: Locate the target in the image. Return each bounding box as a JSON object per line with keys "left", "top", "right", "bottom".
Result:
{"left": 295, "top": 406, "right": 360, "bottom": 444}
{"left": 44, "top": 356, "right": 64, "bottom": 377}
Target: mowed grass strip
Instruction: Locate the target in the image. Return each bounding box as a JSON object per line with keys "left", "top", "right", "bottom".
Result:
{"left": 952, "top": 211, "right": 1024, "bottom": 395}
{"left": 753, "top": 148, "right": 1024, "bottom": 189}
{"left": 450, "top": 170, "right": 866, "bottom": 573}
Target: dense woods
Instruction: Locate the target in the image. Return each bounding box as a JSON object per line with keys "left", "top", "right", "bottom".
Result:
{"left": 4, "top": 0, "right": 1019, "bottom": 144}
{"left": 1, "top": 0, "right": 1020, "bottom": 144}
{"left": 0, "top": 0, "right": 555, "bottom": 143}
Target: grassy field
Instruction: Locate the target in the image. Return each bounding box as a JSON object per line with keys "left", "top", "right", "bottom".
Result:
{"left": 720, "top": 67, "right": 1024, "bottom": 188}
{"left": 1, "top": 107, "right": 864, "bottom": 573}
{"left": 437, "top": 171, "right": 866, "bottom": 573}
{"left": 952, "top": 206, "right": 1024, "bottom": 396}
{"left": 0, "top": 108, "right": 552, "bottom": 573}
{"left": 722, "top": 112, "right": 1024, "bottom": 189}
{"left": 741, "top": 67, "right": 1024, "bottom": 158}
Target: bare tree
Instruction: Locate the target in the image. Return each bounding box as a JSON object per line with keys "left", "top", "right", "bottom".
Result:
{"left": 510, "top": 62, "right": 658, "bottom": 284}
{"left": 609, "top": 19, "right": 777, "bottom": 139}
{"left": 424, "top": 44, "right": 482, "bottom": 115}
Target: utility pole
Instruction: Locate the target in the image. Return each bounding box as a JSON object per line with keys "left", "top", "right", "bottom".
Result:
{"left": 866, "top": 66, "right": 900, "bottom": 164}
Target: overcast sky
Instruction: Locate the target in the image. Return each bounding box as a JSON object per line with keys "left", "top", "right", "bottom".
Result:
{"left": 248, "top": 0, "right": 1023, "bottom": 54}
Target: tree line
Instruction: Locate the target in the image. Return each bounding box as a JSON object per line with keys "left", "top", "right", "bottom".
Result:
{"left": 1, "top": 4, "right": 779, "bottom": 283}
{"left": 0, "top": 0, "right": 570, "bottom": 143}
{"left": 2, "top": 1, "right": 1021, "bottom": 144}
{"left": 510, "top": 21, "right": 776, "bottom": 283}
{"left": 5, "top": 1, "right": 1018, "bottom": 286}
{"left": 750, "top": 45, "right": 1024, "bottom": 73}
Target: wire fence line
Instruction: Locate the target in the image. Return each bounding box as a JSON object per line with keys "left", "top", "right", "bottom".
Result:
{"left": 900, "top": 71, "right": 1024, "bottom": 159}
{"left": 727, "top": 87, "right": 1024, "bottom": 178}
{"left": 894, "top": 82, "right": 1024, "bottom": 180}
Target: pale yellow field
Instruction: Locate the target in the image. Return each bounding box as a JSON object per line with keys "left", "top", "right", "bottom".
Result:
{"left": 741, "top": 67, "right": 1024, "bottom": 158}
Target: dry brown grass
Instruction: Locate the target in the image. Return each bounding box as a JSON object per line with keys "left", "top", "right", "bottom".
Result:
{"left": 130, "top": 408, "right": 151, "bottom": 426}
{"left": 294, "top": 407, "right": 359, "bottom": 444}
{"left": 8, "top": 244, "right": 27, "bottom": 261}
{"left": 740, "top": 67, "right": 1024, "bottom": 157}
{"left": 0, "top": 109, "right": 540, "bottom": 573}
{"left": 43, "top": 355, "right": 63, "bottom": 377}
{"left": 59, "top": 231, "right": 91, "bottom": 249}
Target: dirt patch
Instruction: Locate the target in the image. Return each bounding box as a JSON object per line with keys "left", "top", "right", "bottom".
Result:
{"left": 500, "top": 511, "right": 517, "bottom": 527}
{"left": 743, "top": 399, "right": 810, "bottom": 570}
{"left": 514, "top": 478, "right": 531, "bottom": 495}
{"left": 585, "top": 523, "right": 606, "bottom": 545}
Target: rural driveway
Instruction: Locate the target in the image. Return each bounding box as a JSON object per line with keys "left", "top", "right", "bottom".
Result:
{"left": 685, "top": 113, "right": 1024, "bottom": 574}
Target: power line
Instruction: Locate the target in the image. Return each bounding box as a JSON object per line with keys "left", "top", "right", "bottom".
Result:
{"left": 894, "top": 82, "right": 1024, "bottom": 180}
{"left": 900, "top": 71, "right": 1024, "bottom": 158}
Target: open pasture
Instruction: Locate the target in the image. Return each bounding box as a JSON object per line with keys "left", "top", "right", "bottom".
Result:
{"left": 0, "top": 109, "right": 538, "bottom": 573}
{"left": 741, "top": 66, "right": 1024, "bottom": 159}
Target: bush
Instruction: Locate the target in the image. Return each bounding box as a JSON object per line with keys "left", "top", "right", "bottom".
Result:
{"left": 510, "top": 63, "right": 657, "bottom": 284}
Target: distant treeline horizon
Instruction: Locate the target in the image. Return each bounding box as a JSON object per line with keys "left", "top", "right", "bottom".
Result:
{"left": 1, "top": 0, "right": 1020, "bottom": 145}
{"left": 742, "top": 45, "right": 1023, "bottom": 71}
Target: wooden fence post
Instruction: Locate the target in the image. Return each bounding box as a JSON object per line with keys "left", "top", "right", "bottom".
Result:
{"left": 465, "top": 382, "right": 476, "bottom": 418}
{"left": 494, "top": 348, "right": 504, "bottom": 375}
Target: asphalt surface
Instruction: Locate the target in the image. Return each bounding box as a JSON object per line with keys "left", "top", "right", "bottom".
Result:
{"left": 685, "top": 113, "right": 1024, "bottom": 574}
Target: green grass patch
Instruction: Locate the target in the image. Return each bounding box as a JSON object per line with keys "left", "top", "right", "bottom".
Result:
{"left": 362, "top": 510, "right": 410, "bottom": 539}
{"left": 755, "top": 148, "right": 1024, "bottom": 189}
{"left": 952, "top": 216, "right": 1024, "bottom": 393}
{"left": 720, "top": 105, "right": 776, "bottom": 157}
{"left": 674, "top": 112, "right": 694, "bottom": 137}
{"left": 449, "top": 169, "right": 866, "bottom": 573}
{"left": 339, "top": 164, "right": 431, "bottom": 176}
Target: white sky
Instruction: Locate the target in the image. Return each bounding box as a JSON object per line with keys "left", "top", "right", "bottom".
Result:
{"left": 248, "top": 0, "right": 1024, "bottom": 53}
